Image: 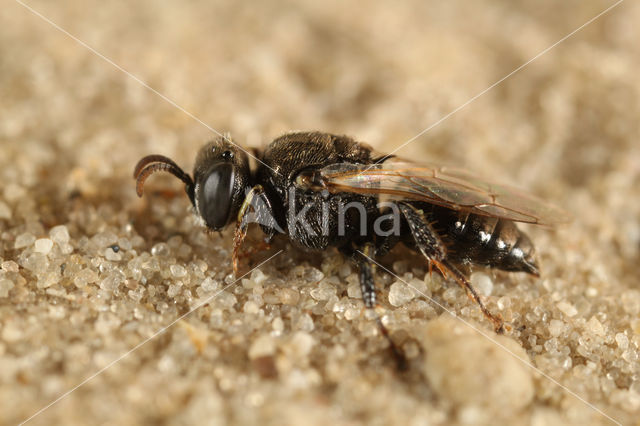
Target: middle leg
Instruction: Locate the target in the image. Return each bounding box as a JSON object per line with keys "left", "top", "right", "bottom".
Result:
{"left": 345, "top": 242, "right": 407, "bottom": 370}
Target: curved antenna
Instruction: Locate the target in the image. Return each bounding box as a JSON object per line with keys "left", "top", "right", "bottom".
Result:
{"left": 133, "top": 155, "right": 195, "bottom": 203}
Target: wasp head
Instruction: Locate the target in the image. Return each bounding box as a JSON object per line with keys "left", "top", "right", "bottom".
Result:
{"left": 134, "top": 136, "right": 251, "bottom": 231}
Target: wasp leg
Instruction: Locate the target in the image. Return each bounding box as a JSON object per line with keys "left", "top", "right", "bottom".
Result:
{"left": 398, "top": 203, "right": 504, "bottom": 334}
{"left": 357, "top": 243, "right": 377, "bottom": 308}
{"left": 233, "top": 185, "right": 280, "bottom": 276}
{"left": 353, "top": 243, "right": 407, "bottom": 371}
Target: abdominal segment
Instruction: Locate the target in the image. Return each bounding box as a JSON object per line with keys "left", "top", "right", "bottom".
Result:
{"left": 417, "top": 203, "right": 539, "bottom": 275}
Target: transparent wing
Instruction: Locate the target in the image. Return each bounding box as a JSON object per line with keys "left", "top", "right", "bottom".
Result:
{"left": 317, "top": 160, "right": 570, "bottom": 225}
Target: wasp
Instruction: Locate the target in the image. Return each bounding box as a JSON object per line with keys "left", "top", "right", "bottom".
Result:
{"left": 134, "top": 132, "right": 568, "bottom": 365}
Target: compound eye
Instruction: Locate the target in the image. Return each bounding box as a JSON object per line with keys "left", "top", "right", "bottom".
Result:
{"left": 197, "top": 163, "right": 235, "bottom": 230}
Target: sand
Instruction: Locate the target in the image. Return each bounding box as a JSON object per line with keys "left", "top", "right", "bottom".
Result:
{"left": 1, "top": 0, "right": 639, "bottom": 425}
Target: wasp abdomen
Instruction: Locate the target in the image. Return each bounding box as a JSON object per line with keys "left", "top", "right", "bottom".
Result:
{"left": 427, "top": 206, "right": 539, "bottom": 276}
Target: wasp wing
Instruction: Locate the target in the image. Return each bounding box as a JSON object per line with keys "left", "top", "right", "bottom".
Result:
{"left": 317, "top": 160, "right": 570, "bottom": 226}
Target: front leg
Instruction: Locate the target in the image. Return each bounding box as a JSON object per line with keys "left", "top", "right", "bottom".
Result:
{"left": 233, "top": 185, "right": 281, "bottom": 275}
{"left": 398, "top": 202, "right": 504, "bottom": 333}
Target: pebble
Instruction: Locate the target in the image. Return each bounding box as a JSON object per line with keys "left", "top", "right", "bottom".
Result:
{"left": 497, "top": 296, "right": 511, "bottom": 310}
{"left": 388, "top": 281, "right": 415, "bottom": 306}
{"left": 104, "top": 247, "right": 122, "bottom": 261}
{"left": 167, "top": 283, "right": 182, "bottom": 298}
{"left": 49, "top": 225, "right": 70, "bottom": 244}
{"left": 22, "top": 252, "right": 48, "bottom": 273}
{"left": 2, "top": 261, "right": 20, "bottom": 273}
{"left": 304, "top": 267, "right": 324, "bottom": 283}
{"left": 2, "top": 321, "right": 23, "bottom": 342}
{"left": 279, "top": 288, "right": 300, "bottom": 305}
{"left": 548, "top": 319, "right": 565, "bottom": 337}
{"left": 470, "top": 272, "right": 493, "bottom": 296}
{"left": 556, "top": 301, "right": 578, "bottom": 317}
{"left": 249, "top": 334, "right": 276, "bottom": 359}
{"left": 346, "top": 281, "right": 361, "bottom": 299}
{"left": 200, "top": 277, "right": 219, "bottom": 292}
{"left": 586, "top": 317, "right": 605, "bottom": 336}
{"left": 338, "top": 263, "right": 351, "bottom": 278}
{"left": 295, "top": 313, "right": 314, "bottom": 332}
{"left": 250, "top": 269, "right": 268, "bottom": 285}
{"left": 615, "top": 333, "right": 629, "bottom": 350}
{"left": 244, "top": 300, "right": 260, "bottom": 314}
{"left": 91, "top": 231, "right": 118, "bottom": 248}
{"left": 621, "top": 290, "right": 640, "bottom": 315}
{"left": 38, "top": 271, "right": 60, "bottom": 288}
{"left": 15, "top": 232, "right": 36, "bottom": 249}
{"left": 95, "top": 313, "right": 122, "bottom": 334}
{"left": 216, "top": 292, "right": 237, "bottom": 309}
{"left": 272, "top": 317, "right": 284, "bottom": 333}
{"left": 284, "top": 331, "right": 315, "bottom": 359}
{"left": 408, "top": 277, "right": 429, "bottom": 297}
{"left": 0, "top": 201, "right": 11, "bottom": 220}
{"left": 170, "top": 264, "right": 187, "bottom": 278}
{"left": 4, "top": 183, "right": 25, "bottom": 202}
{"left": 73, "top": 268, "right": 98, "bottom": 287}
{"left": 151, "top": 242, "right": 170, "bottom": 257}
{"left": 622, "top": 349, "right": 638, "bottom": 363}
{"left": 310, "top": 282, "right": 335, "bottom": 301}
{"left": 34, "top": 238, "right": 54, "bottom": 254}
{"left": 418, "top": 316, "right": 534, "bottom": 417}
{"left": 100, "top": 273, "right": 124, "bottom": 291}
{"left": 0, "top": 278, "right": 15, "bottom": 297}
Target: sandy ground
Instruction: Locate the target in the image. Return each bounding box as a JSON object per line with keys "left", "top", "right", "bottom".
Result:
{"left": 1, "top": 0, "right": 639, "bottom": 425}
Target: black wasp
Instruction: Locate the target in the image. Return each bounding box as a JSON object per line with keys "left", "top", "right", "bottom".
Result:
{"left": 134, "top": 131, "right": 567, "bottom": 365}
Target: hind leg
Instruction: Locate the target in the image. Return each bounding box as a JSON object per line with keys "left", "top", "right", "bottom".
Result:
{"left": 398, "top": 203, "right": 504, "bottom": 333}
